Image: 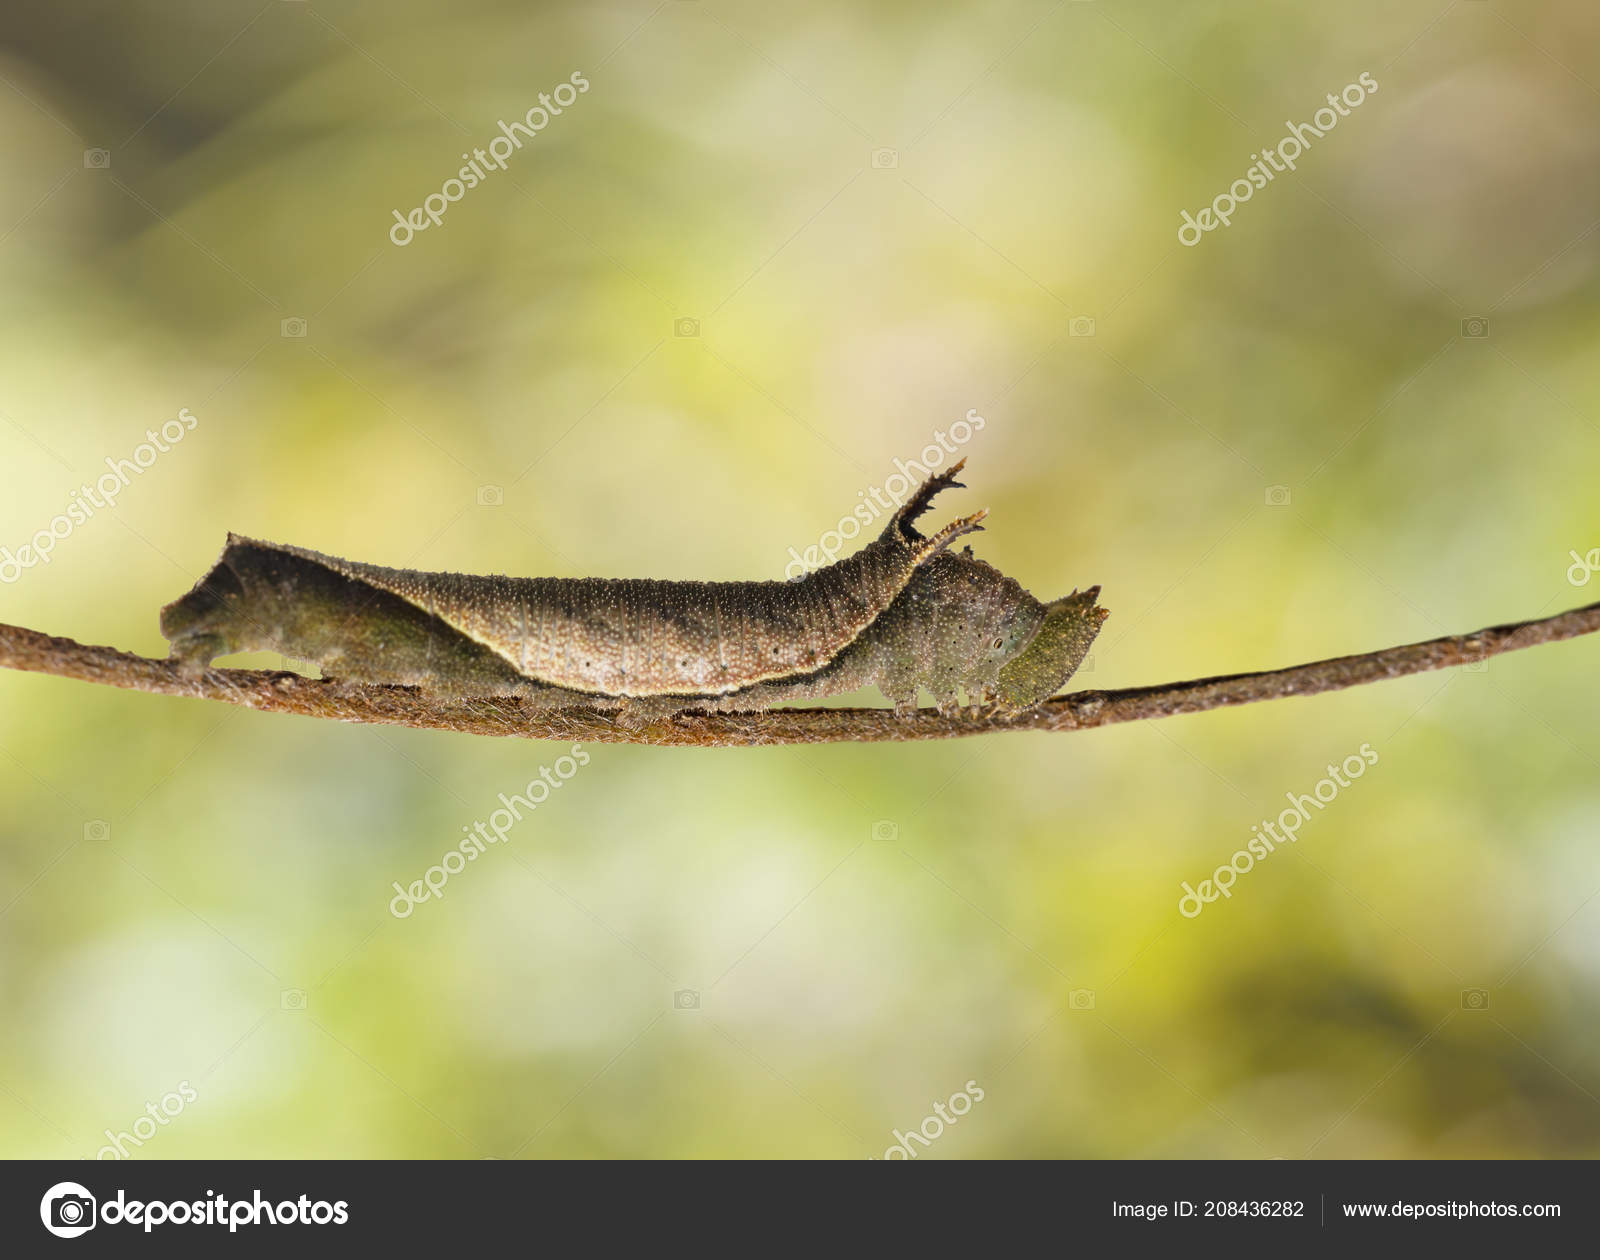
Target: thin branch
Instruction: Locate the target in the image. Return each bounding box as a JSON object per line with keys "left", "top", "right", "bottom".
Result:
{"left": 1, "top": 601, "right": 1596, "bottom": 747}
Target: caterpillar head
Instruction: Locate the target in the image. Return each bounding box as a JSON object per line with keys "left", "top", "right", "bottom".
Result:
{"left": 993, "top": 587, "right": 1108, "bottom": 712}
{"left": 876, "top": 549, "right": 1059, "bottom": 713}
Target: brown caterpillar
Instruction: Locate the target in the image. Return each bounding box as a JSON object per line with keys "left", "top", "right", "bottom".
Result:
{"left": 160, "top": 461, "right": 1106, "bottom": 720}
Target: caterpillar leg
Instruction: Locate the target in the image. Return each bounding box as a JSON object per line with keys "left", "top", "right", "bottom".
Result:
{"left": 609, "top": 695, "right": 700, "bottom": 728}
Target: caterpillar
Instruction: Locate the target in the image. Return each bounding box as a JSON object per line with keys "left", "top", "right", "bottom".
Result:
{"left": 160, "top": 460, "right": 1106, "bottom": 720}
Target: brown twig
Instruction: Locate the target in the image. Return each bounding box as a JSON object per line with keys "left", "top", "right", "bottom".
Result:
{"left": 1, "top": 602, "right": 1596, "bottom": 747}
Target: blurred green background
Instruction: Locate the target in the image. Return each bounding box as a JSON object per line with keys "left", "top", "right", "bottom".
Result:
{"left": 2, "top": 0, "right": 1598, "bottom": 1159}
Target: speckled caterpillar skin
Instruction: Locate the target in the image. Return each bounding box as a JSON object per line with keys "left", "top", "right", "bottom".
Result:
{"left": 696, "top": 550, "right": 1105, "bottom": 717}
{"left": 159, "top": 462, "right": 1107, "bottom": 717}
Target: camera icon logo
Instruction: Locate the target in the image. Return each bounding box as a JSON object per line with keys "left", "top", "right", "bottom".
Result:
{"left": 1461, "top": 987, "right": 1490, "bottom": 1010}
{"left": 280, "top": 988, "right": 307, "bottom": 1011}
{"left": 871, "top": 819, "right": 899, "bottom": 842}
{"left": 40, "top": 1182, "right": 97, "bottom": 1238}
{"left": 673, "top": 317, "right": 700, "bottom": 338}
{"left": 1460, "top": 316, "right": 1489, "bottom": 339}
{"left": 83, "top": 819, "right": 111, "bottom": 842}
{"left": 1069, "top": 316, "right": 1096, "bottom": 338}
{"left": 476, "top": 484, "right": 504, "bottom": 507}
{"left": 674, "top": 989, "right": 700, "bottom": 1010}
{"left": 83, "top": 149, "right": 111, "bottom": 170}
{"left": 1069, "top": 988, "right": 1096, "bottom": 1010}
{"left": 280, "top": 317, "right": 307, "bottom": 338}
{"left": 1265, "top": 485, "right": 1292, "bottom": 507}
{"left": 871, "top": 147, "right": 899, "bottom": 169}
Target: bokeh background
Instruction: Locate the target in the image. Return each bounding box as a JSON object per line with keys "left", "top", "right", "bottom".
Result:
{"left": 2, "top": 0, "right": 1598, "bottom": 1159}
